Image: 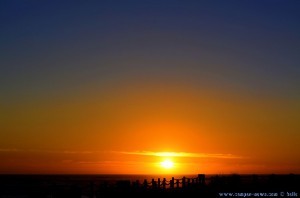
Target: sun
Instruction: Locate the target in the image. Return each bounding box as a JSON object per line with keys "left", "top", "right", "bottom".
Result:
{"left": 160, "top": 159, "right": 174, "bottom": 169}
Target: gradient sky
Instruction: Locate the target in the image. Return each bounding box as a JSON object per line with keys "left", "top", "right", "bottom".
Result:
{"left": 1, "top": 1, "right": 299, "bottom": 174}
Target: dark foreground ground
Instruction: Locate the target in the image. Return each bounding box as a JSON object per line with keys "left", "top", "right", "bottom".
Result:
{"left": 0, "top": 174, "right": 299, "bottom": 198}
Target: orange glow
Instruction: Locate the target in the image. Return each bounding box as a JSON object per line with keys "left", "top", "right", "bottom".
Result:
{"left": 0, "top": 84, "right": 299, "bottom": 174}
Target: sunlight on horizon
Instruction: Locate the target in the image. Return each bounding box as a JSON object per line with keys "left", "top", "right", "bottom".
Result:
{"left": 160, "top": 159, "right": 174, "bottom": 169}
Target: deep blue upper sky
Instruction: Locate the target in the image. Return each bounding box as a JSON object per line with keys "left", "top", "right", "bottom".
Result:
{"left": 1, "top": 1, "right": 300, "bottom": 102}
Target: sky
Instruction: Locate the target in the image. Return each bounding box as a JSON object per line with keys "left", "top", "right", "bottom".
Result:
{"left": 0, "top": 1, "right": 299, "bottom": 175}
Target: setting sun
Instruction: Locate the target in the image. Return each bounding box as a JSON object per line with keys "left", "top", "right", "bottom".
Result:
{"left": 160, "top": 159, "right": 174, "bottom": 169}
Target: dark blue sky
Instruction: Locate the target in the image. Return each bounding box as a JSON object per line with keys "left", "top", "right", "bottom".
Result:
{"left": 0, "top": 0, "right": 299, "bottom": 106}
{"left": 1, "top": 1, "right": 300, "bottom": 101}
